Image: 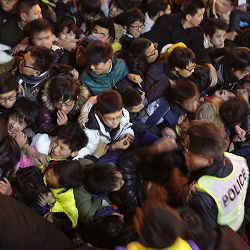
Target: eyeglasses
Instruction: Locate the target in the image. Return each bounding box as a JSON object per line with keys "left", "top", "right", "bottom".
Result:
{"left": 129, "top": 24, "right": 144, "bottom": 31}
{"left": 0, "top": 94, "right": 17, "bottom": 103}
{"left": 185, "top": 63, "right": 196, "bottom": 73}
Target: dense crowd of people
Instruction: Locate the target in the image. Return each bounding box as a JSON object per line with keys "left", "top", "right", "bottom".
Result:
{"left": 0, "top": 0, "right": 250, "bottom": 249}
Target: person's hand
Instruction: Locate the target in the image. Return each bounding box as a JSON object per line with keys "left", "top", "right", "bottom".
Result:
{"left": 207, "top": 64, "right": 218, "bottom": 87}
{"left": 78, "top": 112, "right": 89, "bottom": 127}
{"left": 234, "top": 125, "right": 246, "bottom": 142}
{"left": 10, "top": 42, "right": 28, "bottom": 55}
{"left": 93, "top": 141, "right": 109, "bottom": 158}
{"left": 57, "top": 110, "right": 68, "bottom": 126}
{"left": 18, "top": 84, "right": 25, "bottom": 96}
{"left": 127, "top": 73, "right": 143, "bottom": 88}
{"left": 14, "top": 132, "right": 28, "bottom": 149}
{"left": 112, "top": 134, "right": 134, "bottom": 150}
{"left": 44, "top": 212, "right": 54, "bottom": 223}
{"left": 31, "top": 152, "right": 50, "bottom": 166}
{"left": 38, "top": 192, "right": 55, "bottom": 207}
{"left": 0, "top": 178, "right": 12, "bottom": 196}
{"left": 70, "top": 68, "right": 79, "bottom": 80}
{"left": 88, "top": 95, "right": 98, "bottom": 104}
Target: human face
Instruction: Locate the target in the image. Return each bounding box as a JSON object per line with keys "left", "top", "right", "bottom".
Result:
{"left": 210, "top": 29, "right": 226, "bottom": 48}
{"left": 32, "top": 29, "right": 53, "bottom": 49}
{"left": 109, "top": 2, "right": 123, "bottom": 18}
{"left": 214, "top": 90, "right": 235, "bottom": 101}
{"left": 181, "top": 92, "right": 200, "bottom": 113}
{"left": 54, "top": 98, "right": 75, "bottom": 114}
{"left": 19, "top": 51, "right": 41, "bottom": 77}
{"left": 45, "top": 168, "right": 61, "bottom": 188}
{"left": 215, "top": 0, "right": 233, "bottom": 16}
{"left": 145, "top": 43, "right": 159, "bottom": 64}
{"left": 22, "top": 4, "right": 42, "bottom": 23}
{"left": 90, "top": 59, "right": 112, "bottom": 75}
{"left": 50, "top": 138, "right": 74, "bottom": 159}
{"left": 0, "top": 0, "right": 18, "bottom": 12}
{"left": 175, "top": 62, "right": 196, "bottom": 78}
{"left": 8, "top": 114, "right": 27, "bottom": 135}
{"left": 58, "top": 27, "right": 76, "bottom": 41}
{"left": 112, "top": 171, "right": 125, "bottom": 191}
{"left": 185, "top": 151, "right": 212, "bottom": 172}
{"left": 101, "top": 110, "right": 123, "bottom": 129}
{"left": 91, "top": 25, "right": 110, "bottom": 43}
{"left": 128, "top": 21, "right": 144, "bottom": 38}
{"left": 188, "top": 8, "right": 205, "bottom": 27}
{"left": 233, "top": 66, "right": 250, "bottom": 80}
{"left": 0, "top": 90, "right": 17, "bottom": 109}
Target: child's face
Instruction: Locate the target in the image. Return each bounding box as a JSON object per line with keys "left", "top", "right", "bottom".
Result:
{"left": 109, "top": 2, "right": 123, "bottom": 18}
{"left": 50, "top": 138, "right": 74, "bottom": 159}
{"left": 175, "top": 62, "right": 196, "bottom": 78}
{"left": 215, "top": 0, "right": 233, "bottom": 16}
{"left": 32, "top": 29, "right": 53, "bottom": 49}
{"left": 0, "top": 89, "right": 17, "bottom": 109}
{"left": 90, "top": 59, "right": 112, "bottom": 75}
{"left": 54, "top": 98, "right": 75, "bottom": 114}
{"left": 181, "top": 92, "right": 200, "bottom": 113}
{"left": 210, "top": 29, "right": 226, "bottom": 48}
{"left": 46, "top": 168, "right": 61, "bottom": 188}
{"left": 127, "top": 21, "right": 144, "bottom": 38}
{"left": 8, "top": 114, "right": 27, "bottom": 135}
{"left": 100, "top": 109, "right": 123, "bottom": 129}
{"left": 0, "top": 0, "right": 18, "bottom": 12}
{"left": 58, "top": 27, "right": 76, "bottom": 41}
{"left": 19, "top": 51, "right": 41, "bottom": 76}
{"left": 91, "top": 25, "right": 110, "bottom": 43}
{"left": 145, "top": 42, "right": 159, "bottom": 64}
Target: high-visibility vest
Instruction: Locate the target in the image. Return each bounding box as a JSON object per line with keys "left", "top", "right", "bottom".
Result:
{"left": 196, "top": 152, "right": 249, "bottom": 231}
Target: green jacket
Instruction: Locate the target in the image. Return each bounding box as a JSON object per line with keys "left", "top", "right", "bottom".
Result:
{"left": 80, "top": 58, "right": 128, "bottom": 95}
{"left": 74, "top": 185, "right": 109, "bottom": 224}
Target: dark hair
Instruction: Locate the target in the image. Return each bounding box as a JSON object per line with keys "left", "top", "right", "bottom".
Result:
{"left": 180, "top": 0, "right": 205, "bottom": 19}
{"left": 9, "top": 97, "right": 39, "bottom": 128}
{"left": 189, "top": 64, "right": 211, "bottom": 93}
{"left": 135, "top": 201, "right": 183, "bottom": 248}
{"left": 120, "top": 38, "right": 152, "bottom": 75}
{"left": 17, "top": 0, "right": 39, "bottom": 15}
{"left": 119, "top": 86, "right": 142, "bottom": 109}
{"left": 52, "top": 160, "right": 85, "bottom": 188}
{"left": 186, "top": 120, "right": 227, "bottom": 159}
{"left": 146, "top": 0, "right": 170, "bottom": 18}
{"left": 115, "top": 8, "right": 145, "bottom": 27}
{"left": 78, "top": 0, "right": 102, "bottom": 14}
{"left": 83, "top": 163, "right": 121, "bottom": 194}
{"left": 223, "top": 47, "right": 250, "bottom": 71}
{"left": 110, "top": 0, "right": 143, "bottom": 10}
{"left": 236, "top": 28, "right": 250, "bottom": 47}
{"left": 28, "top": 46, "right": 53, "bottom": 72}
{"left": 167, "top": 79, "right": 198, "bottom": 104}
{"left": 136, "top": 150, "right": 178, "bottom": 185}
{"left": 0, "top": 136, "right": 21, "bottom": 176}
{"left": 57, "top": 19, "right": 82, "bottom": 39}
{"left": 47, "top": 74, "right": 80, "bottom": 103}
{"left": 219, "top": 97, "right": 249, "bottom": 126}
{"left": 85, "top": 40, "right": 113, "bottom": 66}
{"left": 201, "top": 18, "right": 228, "bottom": 37}
{"left": 178, "top": 206, "right": 216, "bottom": 250}
{"left": 56, "top": 123, "right": 88, "bottom": 152}
{"left": 96, "top": 90, "right": 123, "bottom": 115}
{"left": 0, "top": 72, "right": 18, "bottom": 94}
{"left": 91, "top": 17, "right": 115, "bottom": 43}
{"left": 86, "top": 214, "right": 138, "bottom": 248}
{"left": 25, "top": 18, "right": 53, "bottom": 39}
{"left": 167, "top": 47, "right": 196, "bottom": 70}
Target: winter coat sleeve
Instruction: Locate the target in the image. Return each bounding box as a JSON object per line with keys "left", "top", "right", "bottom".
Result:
{"left": 38, "top": 107, "right": 57, "bottom": 135}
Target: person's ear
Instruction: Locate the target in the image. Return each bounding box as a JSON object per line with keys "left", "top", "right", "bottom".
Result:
{"left": 186, "top": 14, "right": 192, "bottom": 22}
{"left": 20, "top": 12, "right": 27, "bottom": 22}
{"left": 71, "top": 151, "right": 79, "bottom": 158}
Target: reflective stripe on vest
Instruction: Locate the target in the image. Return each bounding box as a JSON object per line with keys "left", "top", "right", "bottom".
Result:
{"left": 196, "top": 152, "right": 249, "bottom": 231}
